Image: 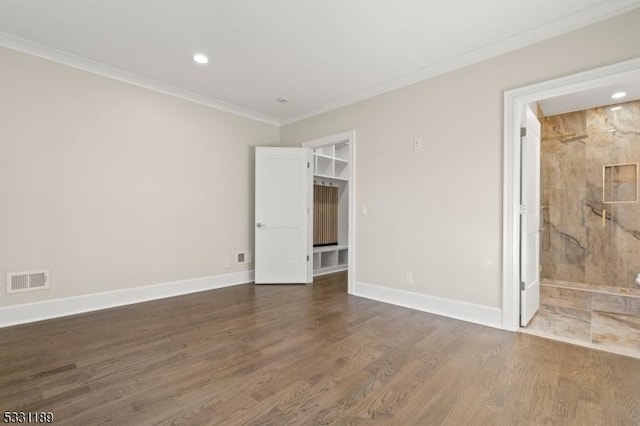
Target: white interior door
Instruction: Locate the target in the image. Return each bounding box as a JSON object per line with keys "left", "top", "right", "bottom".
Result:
{"left": 255, "top": 147, "right": 312, "bottom": 284}
{"left": 520, "top": 106, "right": 542, "bottom": 326}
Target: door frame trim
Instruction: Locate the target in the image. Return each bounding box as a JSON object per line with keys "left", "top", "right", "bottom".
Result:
{"left": 303, "top": 130, "right": 356, "bottom": 294}
{"left": 502, "top": 57, "right": 640, "bottom": 331}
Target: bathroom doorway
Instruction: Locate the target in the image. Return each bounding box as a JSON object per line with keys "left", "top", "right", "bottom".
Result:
{"left": 503, "top": 58, "right": 640, "bottom": 358}
{"left": 528, "top": 97, "right": 640, "bottom": 358}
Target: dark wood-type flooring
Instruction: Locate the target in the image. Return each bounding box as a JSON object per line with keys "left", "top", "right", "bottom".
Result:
{"left": 1, "top": 272, "right": 639, "bottom": 425}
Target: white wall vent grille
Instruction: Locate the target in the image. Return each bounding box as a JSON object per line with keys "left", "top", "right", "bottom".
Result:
{"left": 6, "top": 269, "right": 50, "bottom": 294}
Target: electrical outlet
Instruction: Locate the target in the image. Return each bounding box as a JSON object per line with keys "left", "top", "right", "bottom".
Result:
{"left": 224, "top": 258, "right": 231, "bottom": 268}
{"left": 405, "top": 272, "right": 413, "bottom": 284}
{"left": 414, "top": 138, "right": 422, "bottom": 149}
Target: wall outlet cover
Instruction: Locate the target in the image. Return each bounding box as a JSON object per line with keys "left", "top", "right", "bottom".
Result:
{"left": 405, "top": 272, "right": 413, "bottom": 284}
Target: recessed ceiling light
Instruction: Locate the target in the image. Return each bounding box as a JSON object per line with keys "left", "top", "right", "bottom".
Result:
{"left": 610, "top": 106, "right": 623, "bottom": 111}
{"left": 611, "top": 91, "right": 627, "bottom": 99}
{"left": 277, "top": 96, "right": 289, "bottom": 104}
{"left": 193, "top": 54, "right": 209, "bottom": 64}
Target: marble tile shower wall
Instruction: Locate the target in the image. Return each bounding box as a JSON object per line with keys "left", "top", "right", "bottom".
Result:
{"left": 541, "top": 99, "right": 640, "bottom": 290}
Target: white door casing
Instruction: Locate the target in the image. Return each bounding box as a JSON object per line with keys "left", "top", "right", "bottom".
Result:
{"left": 503, "top": 58, "right": 640, "bottom": 331}
{"left": 254, "top": 147, "right": 313, "bottom": 284}
{"left": 520, "top": 106, "right": 541, "bottom": 326}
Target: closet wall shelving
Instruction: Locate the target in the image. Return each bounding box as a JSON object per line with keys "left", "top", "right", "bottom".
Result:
{"left": 312, "top": 141, "right": 349, "bottom": 276}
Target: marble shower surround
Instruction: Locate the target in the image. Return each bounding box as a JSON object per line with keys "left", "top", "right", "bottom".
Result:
{"left": 541, "top": 99, "right": 640, "bottom": 290}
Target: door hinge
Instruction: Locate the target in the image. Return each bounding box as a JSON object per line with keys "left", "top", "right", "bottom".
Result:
{"left": 520, "top": 204, "right": 526, "bottom": 214}
{"left": 306, "top": 255, "right": 310, "bottom": 261}
{"left": 520, "top": 127, "right": 526, "bottom": 137}
{"left": 307, "top": 162, "right": 310, "bottom": 169}
{"left": 520, "top": 281, "right": 525, "bottom": 291}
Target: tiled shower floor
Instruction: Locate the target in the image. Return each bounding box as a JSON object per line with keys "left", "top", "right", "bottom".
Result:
{"left": 522, "top": 280, "right": 640, "bottom": 359}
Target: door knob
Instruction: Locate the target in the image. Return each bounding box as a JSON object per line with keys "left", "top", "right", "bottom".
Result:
{"left": 256, "top": 223, "right": 265, "bottom": 228}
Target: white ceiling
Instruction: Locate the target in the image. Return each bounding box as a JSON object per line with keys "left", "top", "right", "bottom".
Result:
{"left": 0, "top": 0, "right": 639, "bottom": 125}
{"left": 539, "top": 79, "right": 640, "bottom": 116}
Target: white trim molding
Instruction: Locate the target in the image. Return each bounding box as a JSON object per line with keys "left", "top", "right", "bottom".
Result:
{"left": 281, "top": 1, "right": 640, "bottom": 126}
{"left": 0, "top": 33, "right": 279, "bottom": 127}
{"left": 0, "top": 270, "right": 254, "bottom": 328}
{"left": 353, "top": 281, "right": 502, "bottom": 329}
{"left": 2, "top": 1, "right": 637, "bottom": 129}
{"left": 502, "top": 57, "right": 640, "bottom": 331}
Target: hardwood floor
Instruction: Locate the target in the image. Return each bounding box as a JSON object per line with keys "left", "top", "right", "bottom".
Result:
{"left": 1, "top": 271, "right": 639, "bottom": 425}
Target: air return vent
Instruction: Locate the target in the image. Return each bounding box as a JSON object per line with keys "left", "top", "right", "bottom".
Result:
{"left": 6, "top": 269, "right": 50, "bottom": 294}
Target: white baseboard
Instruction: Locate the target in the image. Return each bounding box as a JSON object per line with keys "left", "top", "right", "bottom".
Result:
{"left": 352, "top": 281, "right": 503, "bottom": 329}
{"left": 0, "top": 270, "right": 254, "bottom": 328}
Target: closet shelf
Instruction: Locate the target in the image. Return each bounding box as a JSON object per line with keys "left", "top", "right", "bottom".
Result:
{"left": 312, "top": 245, "right": 348, "bottom": 276}
{"left": 313, "top": 244, "right": 348, "bottom": 253}
{"left": 314, "top": 153, "right": 334, "bottom": 160}
{"left": 314, "top": 173, "right": 348, "bottom": 182}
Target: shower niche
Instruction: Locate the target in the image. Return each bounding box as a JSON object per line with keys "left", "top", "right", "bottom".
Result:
{"left": 603, "top": 163, "right": 639, "bottom": 203}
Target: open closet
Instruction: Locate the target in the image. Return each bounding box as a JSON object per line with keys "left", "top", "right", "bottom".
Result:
{"left": 310, "top": 139, "right": 350, "bottom": 276}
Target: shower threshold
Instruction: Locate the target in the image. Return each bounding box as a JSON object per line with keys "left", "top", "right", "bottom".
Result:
{"left": 520, "top": 279, "right": 640, "bottom": 359}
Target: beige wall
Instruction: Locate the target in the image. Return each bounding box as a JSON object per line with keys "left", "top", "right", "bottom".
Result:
{"left": 281, "top": 10, "right": 640, "bottom": 308}
{"left": 0, "top": 47, "right": 278, "bottom": 307}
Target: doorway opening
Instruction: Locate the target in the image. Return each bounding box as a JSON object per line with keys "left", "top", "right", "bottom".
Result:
{"left": 503, "top": 58, "right": 640, "bottom": 357}
{"left": 303, "top": 131, "right": 356, "bottom": 294}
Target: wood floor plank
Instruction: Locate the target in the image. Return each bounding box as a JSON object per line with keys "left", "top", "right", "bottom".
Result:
{"left": 1, "top": 271, "right": 640, "bottom": 425}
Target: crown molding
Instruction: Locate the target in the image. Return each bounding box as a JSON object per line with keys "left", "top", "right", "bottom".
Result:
{"left": 2, "top": 0, "right": 638, "bottom": 128}
{"left": 0, "top": 32, "right": 280, "bottom": 127}
{"left": 280, "top": 0, "right": 640, "bottom": 126}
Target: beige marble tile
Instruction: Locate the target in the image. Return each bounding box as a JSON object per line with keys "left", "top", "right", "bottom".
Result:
{"left": 542, "top": 278, "right": 640, "bottom": 297}
{"left": 604, "top": 226, "right": 640, "bottom": 289}
{"left": 550, "top": 263, "right": 585, "bottom": 284}
{"left": 592, "top": 293, "right": 640, "bottom": 316}
{"left": 603, "top": 163, "right": 637, "bottom": 203}
{"left": 591, "top": 311, "right": 640, "bottom": 357}
{"left": 531, "top": 281, "right": 640, "bottom": 357}
{"left": 586, "top": 205, "right": 640, "bottom": 289}
{"left": 584, "top": 201, "right": 612, "bottom": 287}
{"left": 543, "top": 110, "right": 586, "bottom": 139}
{"left": 586, "top": 100, "right": 640, "bottom": 135}
{"left": 548, "top": 189, "right": 587, "bottom": 239}
{"left": 541, "top": 150, "right": 562, "bottom": 190}
{"left": 586, "top": 107, "right": 612, "bottom": 134}
{"left": 542, "top": 139, "right": 586, "bottom": 190}
{"left": 599, "top": 99, "right": 640, "bottom": 134}
{"left": 611, "top": 133, "right": 640, "bottom": 165}
{"left": 526, "top": 305, "right": 591, "bottom": 343}
{"left": 542, "top": 188, "right": 587, "bottom": 283}
{"left": 540, "top": 285, "right": 591, "bottom": 310}
{"left": 614, "top": 196, "right": 640, "bottom": 234}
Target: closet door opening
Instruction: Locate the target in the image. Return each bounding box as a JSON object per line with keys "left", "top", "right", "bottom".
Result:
{"left": 302, "top": 131, "right": 355, "bottom": 291}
